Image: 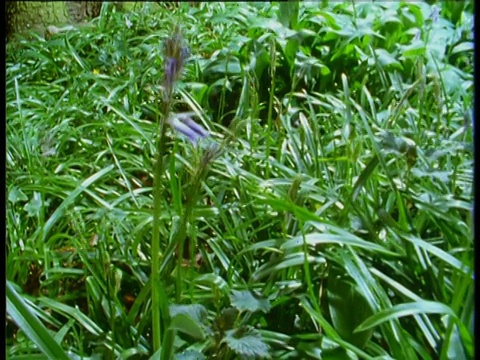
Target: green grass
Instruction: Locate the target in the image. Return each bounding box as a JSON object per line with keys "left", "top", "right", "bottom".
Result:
{"left": 6, "top": 2, "right": 474, "bottom": 359}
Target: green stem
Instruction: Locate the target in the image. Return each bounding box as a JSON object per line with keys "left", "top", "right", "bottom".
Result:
{"left": 175, "top": 164, "right": 204, "bottom": 301}
{"left": 151, "top": 100, "right": 171, "bottom": 352}
{"left": 265, "top": 36, "right": 276, "bottom": 179}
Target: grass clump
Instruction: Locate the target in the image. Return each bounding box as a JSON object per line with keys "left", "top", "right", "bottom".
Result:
{"left": 6, "top": 2, "right": 473, "bottom": 360}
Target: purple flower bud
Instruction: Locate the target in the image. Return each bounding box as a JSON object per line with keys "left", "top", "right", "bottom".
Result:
{"left": 162, "top": 26, "right": 190, "bottom": 99}
{"left": 164, "top": 57, "right": 178, "bottom": 93}
{"left": 430, "top": 6, "right": 439, "bottom": 23}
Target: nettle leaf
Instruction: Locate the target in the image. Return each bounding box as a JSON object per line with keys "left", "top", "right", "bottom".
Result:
{"left": 223, "top": 328, "right": 270, "bottom": 359}
{"left": 230, "top": 290, "right": 271, "bottom": 313}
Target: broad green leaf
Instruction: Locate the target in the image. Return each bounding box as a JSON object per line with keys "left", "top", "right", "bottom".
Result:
{"left": 215, "top": 307, "right": 240, "bottom": 332}
{"left": 327, "top": 276, "right": 374, "bottom": 349}
{"left": 222, "top": 328, "right": 270, "bottom": 359}
{"left": 278, "top": 1, "right": 299, "bottom": 29}
{"left": 170, "top": 304, "right": 208, "bottom": 325}
{"left": 230, "top": 290, "right": 271, "bottom": 313}
{"left": 299, "top": 295, "right": 375, "bottom": 360}
{"left": 401, "top": 43, "right": 426, "bottom": 58}
{"left": 374, "top": 49, "right": 403, "bottom": 71}
{"left": 249, "top": 17, "right": 297, "bottom": 39}
{"left": 169, "top": 313, "right": 205, "bottom": 340}
{"left": 203, "top": 56, "right": 242, "bottom": 76}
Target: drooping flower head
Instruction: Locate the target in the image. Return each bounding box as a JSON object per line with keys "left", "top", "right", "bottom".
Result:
{"left": 162, "top": 27, "right": 209, "bottom": 145}
{"left": 168, "top": 113, "right": 209, "bottom": 145}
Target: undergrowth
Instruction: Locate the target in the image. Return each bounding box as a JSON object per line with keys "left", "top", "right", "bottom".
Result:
{"left": 6, "top": 2, "right": 474, "bottom": 360}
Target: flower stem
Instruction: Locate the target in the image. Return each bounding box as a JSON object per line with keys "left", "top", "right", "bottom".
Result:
{"left": 151, "top": 102, "right": 170, "bottom": 352}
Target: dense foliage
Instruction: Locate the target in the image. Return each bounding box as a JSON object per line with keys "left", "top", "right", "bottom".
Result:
{"left": 6, "top": 2, "right": 474, "bottom": 359}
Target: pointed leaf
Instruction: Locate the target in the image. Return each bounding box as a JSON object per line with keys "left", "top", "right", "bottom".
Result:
{"left": 355, "top": 301, "right": 457, "bottom": 332}
{"left": 170, "top": 304, "right": 208, "bottom": 325}
{"left": 327, "top": 277, "right": 374, "bottom": 349}
{"left": 170, "top": 313, "right": 205, "bottom": 340}
{"left": 7, "top": 282, "right": 70, "bottom": 360}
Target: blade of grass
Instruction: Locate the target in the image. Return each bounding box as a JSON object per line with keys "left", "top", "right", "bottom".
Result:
{"left": 7, "top": 281, "right": 70, "bottom": 360}
{"left": 355, "top": 300, "right": 457, "bottom": 332}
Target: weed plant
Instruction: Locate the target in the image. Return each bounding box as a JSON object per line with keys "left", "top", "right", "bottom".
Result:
{"left": 6, "top": 2, "right": 474, "bottom": 360}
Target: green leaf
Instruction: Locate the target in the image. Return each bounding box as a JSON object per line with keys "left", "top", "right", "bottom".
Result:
{"left": 8, "top": 187, "right": 28, "bottom": 203}
{"left": 6, "top": 282, "right": 70, "bottom": 360}
{"left": 38, "top": 297, "right": 103, "bottom": 336}
{"left": 170, "top": 313, "right": 205, "bottom": 340}
{"left": 355, "top": 301, "right": 457, "bottom": 332}
{"left": 282, "top": 232, "right": 397, "bottom": 257}
{"left": 249, "top": 17, "right": 297, "bottom": 39}
{"left": 401, "top": 234, "right": 471, "bottom": 275}
{"left": 175, "top": 350, "right": 206, "bottom": 360}
{"left": 284, "top": 37, "right": 300, "bottom": 70}
{"left": 24, "top": 192, "right": 43, "bottom": 217}
{"left": 374, "top": 49, "right": 403, "bottom": 71}
{"left": 351, "top": 156, "right": 379, "bottom": 202}
{"left": 38, "top": 164, "right": 115, "bottom": 242}
{"left": 327, "top": 276, "right": 374, "bottom": 349}
{"left": 278, "top": 1, "right": 299, "bottom": 29}
{"left": 401, "top": 43, "right": 426, "bottom": 58}
{"left": 451, "top": 42, "right": 474, "bottom": 54}
{"left": 214, "top": 307, "right": 239, "bottom": 332}
{"left": 230, "top": 290, "right": 271, "bottom": 313}
{"left": 203, "top": 56, "right": 242, "bottom": 76}
{"left": 170, "top": 304, "right": 208, "bottom": 325}
{"left": 443, "top": 321, "right": 467, "bottom": 360}
{"left": 252, "top": 252, "right": 326, "bottom": 281}
{"left": 223, "top": 328, "right": 270, "bottom": 359}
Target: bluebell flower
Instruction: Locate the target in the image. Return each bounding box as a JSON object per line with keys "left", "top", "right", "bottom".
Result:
{"left": 168, "top": 113, "right": 209, "bottom": 144}
{"left": 430, "top": 6, "right": 439, "bottom": 23}
{"left": 163, "top": 26, "right": 190, "bottom": 99}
